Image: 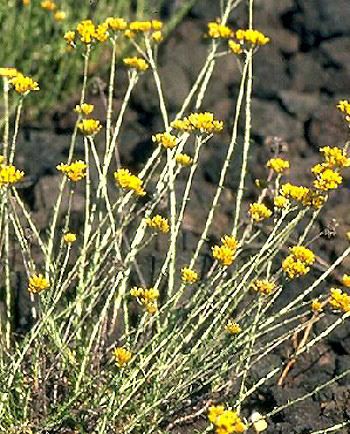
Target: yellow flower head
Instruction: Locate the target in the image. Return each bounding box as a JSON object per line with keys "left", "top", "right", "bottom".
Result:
{"left": 282, "top": 246, "right": 314, "bottom": 279}
{"left": 171, "top": 112, "right": 223, "bottom": 134}
{"left": 0, "top": 164, "right": 24, "bottom": 187}
{"left": 289, "top": 246, "right": 315, "bottom": 265}
{"left": 267, "top": 157, "right": 290, "bottom": 174}
{"left": 95, "top": 22, "right": 109, "bottom": 43}
{"left": 152, "top": 132, "right": 177, "bottom": 149}
{"left": 212, "top": 245, "right": 235, "bottom": 267}
{"left": 329, "top": 287, "right": 350, "bottom": 312}
{"left": 342, "top": 274, "right": 350, "bottom": 288}
{"left": 123, "top": 57, "right": 149, "bottom": 71}
{"left": 280, "top": 183, "right": 310, "bottom": 205}
{"left": 251, "top": 279, "right": 275, "bottom": 295}
{"left": 151, "top": 20, "right": 163, "bottom": 31}
{"left": 63, "top": 233, "right": 77, "bottom": 244}
{"left": 235, "top": 28, "right": 270, "bottom": 46}
{"left": 130, "top": 286, "right": 159, "bottom": 313}
{"left": 208, "top": 406, "right": 246, "bottom": 433}
{"left": 145, "top": 215, "right": 170, "bottom": 233}
{"left": 10, "top": 74, "right": 39, "bottom": 94}
{"left": 0, "top": 67, "right": 19, "bottom": 78}
{"left": 22, "top": 0, "right": 30, "bottom": 5}
{"left": 313, "top": 168, "right": 342, "bottom": 191}
{"left": 76, "top": 19, "right": 96, "bottom": 44}
{"left": 337, "top": 100, "right": 350, "bottom": 122}
{"left": 221, "top": 235, "right": 238, "bottom": 252}
{"left": 228, "top": 40, "right": 242, "bottom": 54}
{"left": 64, "top": 30, "right": 76, "bottom": 46}
{"left": 105, "top": 17, "right": 128, "bottom": 31}
{"left": 188, "top": 112, "right": 224, "bottom": 134}
{"left": 207, "top": 22, "right": 233, "bottom": 39}
{"left": 77, "top": 119, "right": 102, "bottom": 136}
{"left": 28, "top": 273, "right": 50, "bottom": 294}
{"left": 274, "top": 195, "right": 289, "bottom": 209}
{"left": 54, "top": 10, "right": 66, "bottom": 21}
{"left": 248, "top": 202, "right": 272, "bottom": 223}
{"left": 282, "top": 256, "right": 310, "bottom": 279}
{"left": 75, "top": 103, "right": 94, "bottom": 115}
{"left": 129, "top": 21, "right": 152, "bottom": 32}
{"left": 56, "top": 160, "right": 87, "bottom": 182}
{"left": 41, "top": 0, "right": 56, "bottom": 11}
{"left": 320, "top": 146, "right": 350, "bottom": 168}
{"left": 114, "top": 168, "right": 146, "bottom": 196}
{"left": 181, "top": 267, "right": 199, "bottom": 284}
{"left": 175, "top": 153, "right": 193, "bottom": 166}
{"left": 151, "top": 31, "right": 163, "bottom": 43}
{"left": 225, "top": 321, "right": 241, "bottom": 335}
{"left": 311, "top": 299, "right": 323, "bottom": 312}
{"left": 113, "top": 347, "right": 132, "bottom": 368}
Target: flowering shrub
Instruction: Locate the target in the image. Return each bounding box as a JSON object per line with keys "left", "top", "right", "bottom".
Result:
{"left": 1, "top": 1, "right": 350, "bottom": 433}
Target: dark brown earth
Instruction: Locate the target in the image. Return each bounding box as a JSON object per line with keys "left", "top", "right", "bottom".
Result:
{"left": 13, "top": 0, "right": 350, "bottom": 432}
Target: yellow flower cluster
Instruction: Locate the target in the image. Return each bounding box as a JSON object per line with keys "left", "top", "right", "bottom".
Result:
{"left": 63, "top": 233, "right": 77, "bottom": 244}
{"left": 64, "top": 30, "right": 76, "bottom": 47}
{"left": 114, "top": 169, "right": 146, "bottom": 196}
{"left": 145, "top": 215, "right": 170, "bottom": 233}
{"left": 280, "top": 183, "right": 309, "bottom": 204}
{"left": 311, "top": 146, "right": 349, "bottom": 192}
{"left": 342, "top": 274, "right": 350, "bottom": 287}
{"left": 313, "top": 168, "right": 342, "bottom": 191}
{"left": 129, "top": 20, "right": 163, "bottom": 32}
{"left": 225, "top": 321, "right": 241, "bottom": 335}
{"left": 105, "top": 17, "right": 128, "bottom": 31}
{"left": 311, "top": 299, "right": 323, "bottom": 312}
{"left": 77, "top": 119, "right": 102, "bottom": 136}
{"left": 0, "top": 164, "right": 24, "bottom": 187}
{"left": 123, "top": 57, "right": 149, "bottom": 71}
{"left": 171, "top": 112, "right": 223, "bottom": 134}
{"left": 113, "top": 347, "right": 132, "bottom": 368}
{"left": 41, "top": 0, "right": 56, "bottom": 11}
{"left": 181, "top": 267, "right": 199, "bottom": 284}
{"left": 267, "top": 157, "right": 290, "bottom": 174}
{"left": 208, "top": 405, "right": 246, "bottom": 434}
{"left": 56, "top": 160, "right": 87, "bottom": 182}
{"left": 124, "top": 20, "right": 163, "bottom": 41}
{"left": 248, "top": 202, "right": 272, "bottom": 223}
{"left": 329, "top": 288, "right": 350, "bottom": 313}
{"left": 10, "top": 74, "right": 39, "bottom": 94}
{"left": 320, "top": 146, "right": 350, "bottom": 168}
{"left": 251, "top": 279, "right": 275, "bottom": 295}
{"left": 228, "top": 40, "right": 243, "bottom": 54}
{"left": 130, "top": 286, "right": 159, "bottom": 314}
{"left": 28, "top": 273, "right": 50, "bottom": 294}
{"left": 152, "top": 132, "right": 177, "bottom": 149}
{"left": 0, "top": 67, "right": 19, "bottom": 78}
{"left": 280, "top": 183, "right": 326, "bottom": 209}
{"left": 75, "top": 103, "right": 94, "bottom": 115}
{"left": 235, "top": 28, "right": 270, "bottom": 46}
{"left": 282, "top": 246, "right": 315, "bottom": 279}
{"left": 212, "top": 235, "right": 238, "bottom": 267}
{"left": 76, "top": 19, "right": 99, "bottom": 44}
{"left": 175, "top": 153, "right": 193, "bottom": 166}
{"left": 274, "top": 195, "right": 289, "bottom": 209}
{"left": 337, "top": 100, "right": 350, "bottom": 122}
{"left": 207, "top": 22, "right": 233, "bottom": 39}
{"left": 54, "top": 10, "right": 66, "bottom": 22}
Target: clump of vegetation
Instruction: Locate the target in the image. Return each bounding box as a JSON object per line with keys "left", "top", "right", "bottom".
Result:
{"left": 1, "top": 0, "right": 350, "bottom": 432}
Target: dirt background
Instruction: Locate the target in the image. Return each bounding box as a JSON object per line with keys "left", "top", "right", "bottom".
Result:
{"left": 12, "top": 0, "right": 350, "bottom": 432}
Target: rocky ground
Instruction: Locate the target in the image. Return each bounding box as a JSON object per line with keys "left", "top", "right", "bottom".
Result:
{"left": 11, "top": 0, "right": 350, "bottom": 432}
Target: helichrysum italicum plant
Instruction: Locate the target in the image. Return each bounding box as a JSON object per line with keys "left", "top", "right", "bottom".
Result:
{"left": 1, "top": 1, "right": 350, "bottom": 433}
